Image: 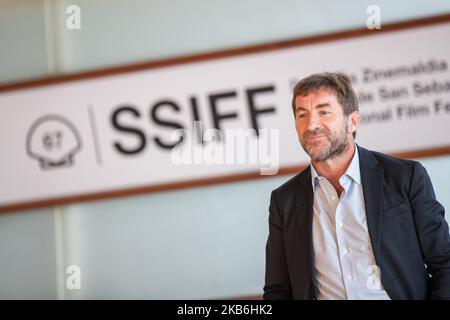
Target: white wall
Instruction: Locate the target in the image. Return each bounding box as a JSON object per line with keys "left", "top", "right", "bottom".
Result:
{"left": 0, "top": 0, "right": 449, "bottom": 299}
{"left": 414, "top": 155, "right": 450, "bottom": 220}
{"left": 0, "top": 208, "right": 57, "bottom": 299}
{"left": 51, "top": 0, "right": 450, "bottom": 74}
{"left": 61, "top": 178, "right": 280, "bottom": 299}
{"left": 0, "top": 0, "right": 48, "bottom": 83}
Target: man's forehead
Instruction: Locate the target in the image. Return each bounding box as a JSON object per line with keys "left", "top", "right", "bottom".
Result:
{"left": 295, "top": 89, "right": 339, "bottom": 105}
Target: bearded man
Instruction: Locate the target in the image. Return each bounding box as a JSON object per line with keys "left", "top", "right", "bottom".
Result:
{"left": 263, "top": 72, "right": 450, "bottom": 300}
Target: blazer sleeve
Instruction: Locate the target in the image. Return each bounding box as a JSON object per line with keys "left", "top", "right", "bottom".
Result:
{"left": 263, "top": 190, "right": 293, "bottom": 299}
{"left": 409, "top": 162, "right": 450, "bottom": 299}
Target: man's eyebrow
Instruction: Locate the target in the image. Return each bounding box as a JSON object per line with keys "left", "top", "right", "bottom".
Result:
{"left": 295, "top": 106, "right": 305, "bottom": 113}
{"left": 295, "top": 103, "right": 331, "bottom": 113}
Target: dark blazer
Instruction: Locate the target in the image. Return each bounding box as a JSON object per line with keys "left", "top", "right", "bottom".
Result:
{"left": 264, "top": 144, "right": 450, "bottom": 300}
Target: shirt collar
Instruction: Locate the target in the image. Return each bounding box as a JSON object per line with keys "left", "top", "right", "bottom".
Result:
{"left": 310, "top": 143, "right": 361, "bottom": 192}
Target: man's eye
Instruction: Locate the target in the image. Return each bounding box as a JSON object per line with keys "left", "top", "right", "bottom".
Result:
{"left": 320, "top": 111, "right": 329, "bottom": 115}
{"left": 298, "top": 114, "right": 306, "bottom": 118}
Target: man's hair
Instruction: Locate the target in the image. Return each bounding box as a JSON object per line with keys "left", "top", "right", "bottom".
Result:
{"left": 291, "top": 72, "right": 359, "bottom": 138}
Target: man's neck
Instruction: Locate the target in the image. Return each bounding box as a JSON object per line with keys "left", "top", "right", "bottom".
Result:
{"left": 311, "top": 142, "right": 356, "bottom": 187}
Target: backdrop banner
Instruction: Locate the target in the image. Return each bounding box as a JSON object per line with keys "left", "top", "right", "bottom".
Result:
{"left": 1, "top": 20, "right": 450, "bottom": 208}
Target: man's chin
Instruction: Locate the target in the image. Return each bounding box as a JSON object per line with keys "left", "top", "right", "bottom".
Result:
{"left": 309, "top": 153, "right": 328, "bottom": 162}
{"left": 304, "top": 142, "right": 324, "bottom": 154}
{"left": 304, "top": 143, "right": 334, "bottom": 161}
{"left": 305, "top": 149, "right": 326, "bottom": 162}
{"left": 303, "top": 140, "right": 320, "bottom": 151}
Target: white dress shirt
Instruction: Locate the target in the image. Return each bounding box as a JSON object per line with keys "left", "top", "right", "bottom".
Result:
{"left": 311, "top": 144, "right": 391, "bottom": 300}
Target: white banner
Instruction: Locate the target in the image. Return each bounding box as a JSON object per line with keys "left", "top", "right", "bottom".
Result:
{"left": 1, "top": 21, "right": 450, "bottom": 208}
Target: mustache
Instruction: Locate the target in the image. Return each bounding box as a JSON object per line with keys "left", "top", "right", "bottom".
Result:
{"left": 303, "top": 129, "right": 330, "bottom": 139}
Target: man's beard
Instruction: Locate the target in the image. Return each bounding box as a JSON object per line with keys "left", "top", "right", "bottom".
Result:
{"left": 300, "top": 122, "right": 350, "bottom": 162}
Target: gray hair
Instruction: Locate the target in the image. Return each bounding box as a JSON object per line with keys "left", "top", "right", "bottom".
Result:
{"left": 292, "top": 72, "right": 358, "bottom": 138}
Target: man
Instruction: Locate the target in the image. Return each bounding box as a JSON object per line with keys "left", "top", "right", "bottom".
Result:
{"left": 263, "top": 72, "right": 450, "bottom": 300}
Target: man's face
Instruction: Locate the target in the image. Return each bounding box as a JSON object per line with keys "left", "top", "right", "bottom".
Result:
{"left": 294, "top": 89, "right": 353, "bottom": 162}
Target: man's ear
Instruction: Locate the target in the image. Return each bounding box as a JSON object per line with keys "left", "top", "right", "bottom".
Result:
{"left": 348, "top": 111, "right": 360, "bottom": 133}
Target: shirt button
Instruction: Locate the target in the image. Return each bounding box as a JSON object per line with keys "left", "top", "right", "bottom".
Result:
{"left": 347, "top": 275, "right": 353, "bottom": 281}
{"left": 331, "top": 195, "right": 336, "bottom": 201}
{"left": 344, "top": 248, "right": 349, "bottom": 254}
{"left": 339, "top": 222, "right": 344, "bottom": 228}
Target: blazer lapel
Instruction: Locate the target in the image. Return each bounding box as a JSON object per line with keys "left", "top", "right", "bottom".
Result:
{"left": 358, "top": 145, "right": 384, "bottom": 264}
{"left": 293, "top": 166, "right": 316, "bottom": 298}
{"left": 294, "top": 167, "right": 313, "bottom": 229}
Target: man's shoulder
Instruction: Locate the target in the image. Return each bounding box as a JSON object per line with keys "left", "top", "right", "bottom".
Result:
{"left": 273, "top": 145, "right": 423, "bottom": 197}
{"left": 271, "top": 145, "right": 424, "bottom": 198}
{"left": 272, "top": 165, "right": 310, "bottom": 197}
{"left": 359, "top": 145, "right": 420, "bottom": 174}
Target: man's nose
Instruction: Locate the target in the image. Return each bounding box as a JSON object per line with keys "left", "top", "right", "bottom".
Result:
{"left": 306, "top": 113, "right": 321, "bottom": 132}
